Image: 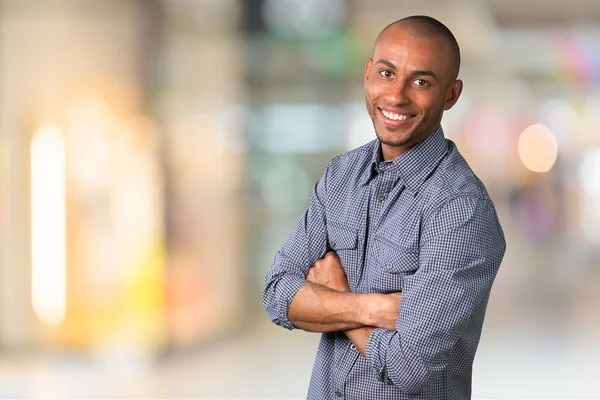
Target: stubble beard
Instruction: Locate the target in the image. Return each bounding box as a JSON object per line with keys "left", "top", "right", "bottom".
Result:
{"left": 373, "top": 123, "right": 414, "bottom": 148}
{"left": 366, "top": 97, "right": 414, "bottom": 148}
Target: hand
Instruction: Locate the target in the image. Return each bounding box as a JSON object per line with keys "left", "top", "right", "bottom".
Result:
{"left": 366, "top": 292, "right": 401, "bottom": 331}
{"left": 306, "top": 251, "right": 350, "bottom": 292}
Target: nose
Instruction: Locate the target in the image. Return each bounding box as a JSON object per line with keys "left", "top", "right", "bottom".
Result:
{"left": 389, "top": 81, "right": 410, "bottom": 105}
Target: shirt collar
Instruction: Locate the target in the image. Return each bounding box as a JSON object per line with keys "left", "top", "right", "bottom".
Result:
{"left": 364, "top": 126, "right": 448, "bottom": 191}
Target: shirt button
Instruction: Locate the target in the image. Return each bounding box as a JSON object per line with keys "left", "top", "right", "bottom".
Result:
{"left": 385, "top": 263, "right": 392, "bottom": 270}
{"left": 335, "top": 390, "right": 343, "bottom": 397}
{"left": 331, "top": 241, "right": 336, "bottom": 248}
{"left": 350, "top": 343, "right": 357, "bottom": 351}
{"left": 377, "top": 193, "right": 385, "bottom": 202}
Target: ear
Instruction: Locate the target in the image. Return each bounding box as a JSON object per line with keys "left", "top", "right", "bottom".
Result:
{"left": 363, "top": 59, "right": 373, "bottom": 88}
{"left": 443, "top": 79, "right": 463, "bottom": 110}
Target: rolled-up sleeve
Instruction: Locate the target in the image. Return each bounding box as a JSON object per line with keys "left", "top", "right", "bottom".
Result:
{"left": 366, "top": 195, "right": 506, "bottom": 393}
{"left": 262, "top": 163, "right": 331, "bottom": 330}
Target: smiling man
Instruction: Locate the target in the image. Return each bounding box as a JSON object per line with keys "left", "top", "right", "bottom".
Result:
{"left": 263, "top": 16, "right": 506, "bottom": 399}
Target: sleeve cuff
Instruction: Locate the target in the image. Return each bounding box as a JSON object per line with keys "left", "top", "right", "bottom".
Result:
{"left": 366, "top": 328, "right": 395, "bottom": 384}
{"left": 274, "top": 274, "right": 307, "bottom": 330}
{"left": 366, "top": 328, "right": 432, "bottom": 393}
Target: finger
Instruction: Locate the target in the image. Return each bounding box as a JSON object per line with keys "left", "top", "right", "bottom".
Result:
{"left": 324, "top": 254, "right": 343, "bottom": 270}
{"left": 306, "top": 268, "right": 314, "bottom": 281}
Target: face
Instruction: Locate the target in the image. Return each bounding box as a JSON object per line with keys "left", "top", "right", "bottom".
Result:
{"left": 364, "top": 26, "right": 463, "bottom": 160}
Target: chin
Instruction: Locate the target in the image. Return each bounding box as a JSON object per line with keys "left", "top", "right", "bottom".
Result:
{"left": 376, "top": 128, "right": 414, "bottom": 148}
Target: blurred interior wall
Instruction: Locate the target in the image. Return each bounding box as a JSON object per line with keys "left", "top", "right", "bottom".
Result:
{"left": 156, "top": 0, "right": 247, "bottom": 350}
{"left": 0, "top": 0, "right": 250, "bottom": 354}
{"left": 0, "top": 0, "right": 155, "bottom": 349}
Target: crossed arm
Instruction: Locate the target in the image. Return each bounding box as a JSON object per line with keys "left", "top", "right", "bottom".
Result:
{"left": 262, "top": 164, "right": 400, "bottom": 355}
{"left": 288, "top": 251, "right": 401, "bottom": 355}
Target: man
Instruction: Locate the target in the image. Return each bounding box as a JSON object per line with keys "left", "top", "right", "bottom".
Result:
{"left": 263, "top": 15, "right": 506, "bottom": 399}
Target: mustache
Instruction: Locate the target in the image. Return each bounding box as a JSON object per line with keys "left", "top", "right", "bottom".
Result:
{"left": 366, "top": 98, "right": 416, "bottom": 114}
{"left": 376, "top": 105, "right": 416, "bottom": 114}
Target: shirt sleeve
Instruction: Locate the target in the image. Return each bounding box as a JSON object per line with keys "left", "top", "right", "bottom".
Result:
{"left": 262, "top": 162, "right": 331, "bottom": 330}
{"left": 365, "top": 195, "right": 506, "bottom": 393}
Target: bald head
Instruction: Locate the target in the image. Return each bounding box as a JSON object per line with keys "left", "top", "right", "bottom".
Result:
{"left": 375, "top": 16, "right": 461, "bottom": 79}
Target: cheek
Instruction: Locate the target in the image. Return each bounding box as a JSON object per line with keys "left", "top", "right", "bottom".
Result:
{"left": 364, "top": 84, "right": 375, "bottom": 102}
{"left": 366, "top": 88, "right": 385, "bottom": 113}
{"left": 366, "top": 77, "right": 386, "bottom": 97}
{"left": 364, "top": 88, "right": 377, "bottom": 113}
{"left": 365, "top": 101, "right": 376, "bottom": 119}
{"left": 370, "top": 82, "right": 386, "bottom": 99}
{"left": 418, "top": 94, "right": 444, "bottom": 115}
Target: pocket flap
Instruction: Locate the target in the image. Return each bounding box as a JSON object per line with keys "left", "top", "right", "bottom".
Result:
{"left": 328, "top": 223, "right": 358, "bottom": 250}
{"left": 374, "top": 237, "right": 419, "bottom": 274}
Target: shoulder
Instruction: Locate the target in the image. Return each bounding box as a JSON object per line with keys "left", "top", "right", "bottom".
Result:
{"left": 420, "top": 141, "right": 491, "bottom": 211}
{"left": 329, "top": 140, "right": 376, "bottom": 170}
{"left": 417, "top": 142, "right": 505, "bottom": 246}
{"left": 325, "top": 139, "right": 377, "bottom": 183}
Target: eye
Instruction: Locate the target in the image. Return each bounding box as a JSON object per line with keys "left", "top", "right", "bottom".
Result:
{"left": 378, "top": 70, "right": 394, "bottom": 79}
{"left": 414, "top": 78, "right": 429, "bottom": 86}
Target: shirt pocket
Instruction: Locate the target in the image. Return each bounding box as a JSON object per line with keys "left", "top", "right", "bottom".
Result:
{"left": 327, "top": 222, "right": 360, "bottom": 289}
{"left": 328, "top": 222, "right": 358, "bottom": 251}
{"left": 369, "top": 236, "right": 419, "bottom": 293}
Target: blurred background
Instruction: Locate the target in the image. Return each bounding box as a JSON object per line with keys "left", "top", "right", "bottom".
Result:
{"left": 0, "top": 0, "right": 599, "bottom": 398}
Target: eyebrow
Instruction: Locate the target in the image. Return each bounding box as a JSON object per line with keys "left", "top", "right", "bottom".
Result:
{"left": 375, "top": 59, "right": 396, "bottom": 69}
{"left": 374, "top": 59, "right": 439, "bottom": 80}
{"left": 412, "top": 70, "right": 438, "bottom": 80}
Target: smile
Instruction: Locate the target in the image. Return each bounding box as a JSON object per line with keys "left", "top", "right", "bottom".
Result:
{"left": 381, "top": 109, "right": 411, "bottom": 120}
{"left": 378, "top": 108, "right": 416, "bottom": 127}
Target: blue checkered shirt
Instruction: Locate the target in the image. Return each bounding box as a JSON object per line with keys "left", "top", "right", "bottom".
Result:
{"left": 263, "top": 127, "right": 506, "bottom": 399}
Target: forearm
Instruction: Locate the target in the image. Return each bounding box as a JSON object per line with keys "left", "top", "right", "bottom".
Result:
{"left": 288, "top": 282, "right": 370, "bottom": 332}
{"left": 344, "top": 291, "right": 402, "bottom": 355}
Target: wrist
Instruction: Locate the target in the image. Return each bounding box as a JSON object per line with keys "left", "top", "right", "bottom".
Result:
{"left": 357, "top": 293, "right": 379, "bottom": 326}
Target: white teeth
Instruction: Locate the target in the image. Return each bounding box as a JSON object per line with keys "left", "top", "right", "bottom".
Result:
{"left": 381, "top": 109, "right": 410, "bottom": 121}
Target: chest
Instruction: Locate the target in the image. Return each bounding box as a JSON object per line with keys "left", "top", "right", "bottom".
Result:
{"left": 325, "top": 176, "right": 423, "bottom": 293}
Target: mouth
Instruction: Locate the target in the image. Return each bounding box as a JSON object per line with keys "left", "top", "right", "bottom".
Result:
{"left": 378, "top": 107, "right": 417, "bottom": 128}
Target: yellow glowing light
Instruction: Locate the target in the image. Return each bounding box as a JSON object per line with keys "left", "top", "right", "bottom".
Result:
{"left": 31, "top": 123, "right": 67, "bottom": 326}
{"left": 518, "top": 124, "right": 558, "bottom": 173}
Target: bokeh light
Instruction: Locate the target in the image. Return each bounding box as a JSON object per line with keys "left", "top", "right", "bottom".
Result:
{"left": 518, "top": 123, "right": 559, "bottom": 173}
{"left": 30, "top": 123, "right": 67, "bottom": 327}
{"left": 579, "top": 148, "right": 600, "bottom": 198}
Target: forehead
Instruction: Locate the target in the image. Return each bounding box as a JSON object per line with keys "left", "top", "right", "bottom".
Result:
{"left": 373, "top": 26, "right": 454, "bottom": 76}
